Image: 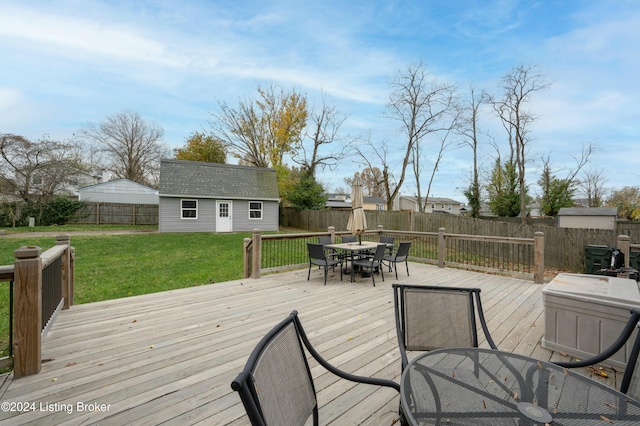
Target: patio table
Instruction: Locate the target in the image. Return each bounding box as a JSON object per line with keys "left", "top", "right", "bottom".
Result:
{"left": 401, "top": 347, "right": 640, "bottom": 425}
{"left": 325, "top": 241, "right": 385, "bottom": 282}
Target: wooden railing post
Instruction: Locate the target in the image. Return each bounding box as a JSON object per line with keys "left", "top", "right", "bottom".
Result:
{"left": 534, "top": 231, "right": 545, "bottom": 284}
{"left": 252, "top": 230, "right": 262, "bottom": 279}
{"left": 377, "top": 225, "right": 384, "bottom": 241}
{"left": 617, "top": 235, "right": 630, "bottom": 267}
{"left": 328, "top": 226, "right": 336, "bottom": 243}
{"left": 69, "top": 247, "right": 75, "bottom": 306}
{"left": 13, "top": 245, "right": 42, "bottom": 377}
{"left": 243, "top": 238, "right": 252, "bottom": 279}
{"left": 56, "top": 234, "right": 71, "bottom": 309}
{"left": 438, "top": 228, "right": 445, "bottom": 268}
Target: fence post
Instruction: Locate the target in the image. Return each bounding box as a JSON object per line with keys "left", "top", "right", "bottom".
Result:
{"left": 56, "top": 234, "right": 71, "bottom": 309}
{"left": 534, "top": 232, "right": 545, "bottom": 284}
{"left": 328, "top": 226, "right": 335, "bottom": 243}
{"left": 252, "top": 230, "right": 262, "bottom": 279}
{"left": 13, "top": 245, "right": 42, "bottom": 377}
{"left": 243, "top": 238, "right": 252, "bottom": 279}
{"left": 617, "top": 235, "right": 630, "bottom": 267}
{"left": 438, "top": 228, "right": 445, "bottom": 268}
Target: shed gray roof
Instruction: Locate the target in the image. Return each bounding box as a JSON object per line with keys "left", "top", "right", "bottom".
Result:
{"left": 557, "top": 207, "right": 618, "bottom": 216}
{"left": 159, "top": 159, "right": 279, "bottom": 201}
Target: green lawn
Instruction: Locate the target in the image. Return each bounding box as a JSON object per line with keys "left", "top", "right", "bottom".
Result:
{"left": 0, "top": 228, "right": 254, "bottom": 358}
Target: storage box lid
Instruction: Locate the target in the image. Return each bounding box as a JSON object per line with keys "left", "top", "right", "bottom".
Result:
{"left": 542, "top": 273, "right": 640, "bottom": 308}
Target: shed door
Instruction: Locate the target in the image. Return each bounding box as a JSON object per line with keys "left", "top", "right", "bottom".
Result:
{"left": 216, "top": 200, "right": 232, "bottom": 232}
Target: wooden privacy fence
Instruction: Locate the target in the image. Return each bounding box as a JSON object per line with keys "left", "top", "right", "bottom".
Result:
{"left": 281, "top": 208, "right": 640, "bottom": 273}
{"left": 0, "top": 235, "right": 74, "bottom": 377}
{"left": 244, "top": 225, "right": 545, "bottom": 284}
{"left": 75, "top": 202, "right": 158, "bottom": 225}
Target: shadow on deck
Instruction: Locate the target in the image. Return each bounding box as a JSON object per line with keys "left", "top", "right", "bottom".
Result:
{"left": 0, "top": 263, "right": 621, "bottom": 425}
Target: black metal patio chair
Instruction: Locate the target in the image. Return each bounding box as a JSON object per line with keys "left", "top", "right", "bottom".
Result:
{"left": 231, "top": 310, "right": 400, "bottom": 426}
{"left": 341, "top": 235, "right": 357, "bottom": 243}
{"left": 383, "top": 241, "right": 411, "bottom": 279}
{"left": 317, "top": 235, "right": 341, "bottom": 262}
{"left": 352, "top": 244, "right": 386, "bottom": 286}
{"left": 553, "top": 308, "right": 640, "bottom": 400}
{"left": 392, "top": 284, "right": 498, "bottom": 371}
{"left": 307, "top": 242, "right": 342, "bottom": 285}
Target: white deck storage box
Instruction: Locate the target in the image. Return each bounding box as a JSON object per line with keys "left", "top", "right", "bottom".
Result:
{"left": 542, "top": 273, "right": 640, "bottom": 369}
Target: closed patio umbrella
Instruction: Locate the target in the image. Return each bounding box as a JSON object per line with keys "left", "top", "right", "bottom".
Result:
{"left": 346, "top": 176, "right": 367, "bottom": 244}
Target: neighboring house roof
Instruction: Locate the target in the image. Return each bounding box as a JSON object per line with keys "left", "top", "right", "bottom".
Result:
{"left": 159, "top": 159, "right": 279, "bottom": 201}
{"left": 325, "top": 195, "right": 386, "bottom": 209}
{"left": 400, "top": 196, "right": 463, "bottom": 205}
{"left": 557, "top": 207, "right": 618, "bottom": 216}
{"left": 77, "top": 178, "right": 157, "bottom": 194}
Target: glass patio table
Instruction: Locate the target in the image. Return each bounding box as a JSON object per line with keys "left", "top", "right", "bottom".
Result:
{"left": 401, "top": 347, "right": 640, "bottom": 425}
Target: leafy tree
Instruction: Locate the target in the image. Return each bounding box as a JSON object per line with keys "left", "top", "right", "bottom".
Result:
{"left": 210, "top": 84, "right": 307, "bottom": 170}
{"left": 81, "top": 110, "right": 167, "bottom": 186}
{"left": 285, "top": 171, "right": 327, "bottom": 210}
{"left": 538, "top": 145, "right": 593, "bottom": 216}
{"left": 486, "top": 158, "right": 521, "bottom": 217}
{"left": 174, "top": 132, "right": 226, "bottom": 163}
{"left": 607, "top": 186, "right": 640, "bottom": 220}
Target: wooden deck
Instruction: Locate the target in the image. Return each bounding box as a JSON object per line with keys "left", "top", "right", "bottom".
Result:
{"left": 0, "top": 263, "right": 623, "bottom": 425}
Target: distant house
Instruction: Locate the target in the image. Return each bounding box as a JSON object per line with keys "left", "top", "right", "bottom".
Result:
{"left": 557, "top": 207, "right": 618, "bottom": 230}
{"left": 325, "top": 194, "right": 386, "bottom": 210}
{"left": 77, "top": 179, "right": 159, "bottom": 204}
{"left": 393, "top": 196, "right": 464, "bottom": 215}
{"left": 158, "top": 159, "right": 280, "bottom": 233}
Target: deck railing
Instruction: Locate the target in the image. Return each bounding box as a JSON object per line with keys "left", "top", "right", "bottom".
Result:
{"left": 0, "top": 235, "right": 74, "bottom": 377}
{"left": 243, "top": 226, "right": 545, "bottom": 284}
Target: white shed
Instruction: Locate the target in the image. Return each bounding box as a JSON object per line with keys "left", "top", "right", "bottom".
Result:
{"left": 77, "top": 179, "right": 159, "bottom": 204}
{"left": 557, "top": 207, "right": 618, "bottom": 230}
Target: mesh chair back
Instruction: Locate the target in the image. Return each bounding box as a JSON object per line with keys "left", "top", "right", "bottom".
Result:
{"left": 234, "top": 319, "right": 317, "bottom": 426}
{"left": 395, "top": 241, "right": 411, "bottom": 258}
{"left": 380, "top": 235, "right": 394, "bottom": 245}
{"left": 403, "top": 287, "right": 476, "bottom": 350}
{"left": 318, "top": 236, "right": 332, "bottom": 246}
{"left": 341, "top": 235, "right": 357, "bottom": 243}
{"left": 307, "top": 243, "right": 326, "bottom": 261}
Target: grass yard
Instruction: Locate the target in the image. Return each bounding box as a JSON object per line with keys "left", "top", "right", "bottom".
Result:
{"left": 0, "top": 229, "right": 254, "bottom": 359}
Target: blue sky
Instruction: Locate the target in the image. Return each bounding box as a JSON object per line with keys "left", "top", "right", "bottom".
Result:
{"left": 1, "top": 0, "right": 638, "bottom": 202}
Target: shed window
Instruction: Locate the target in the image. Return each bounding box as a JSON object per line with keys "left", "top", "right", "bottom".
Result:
{"left": 181, "top": 199, "right": 198, "bottom": 219}
{"left": 249, "top": 201, "right": 263, "bottom": 219}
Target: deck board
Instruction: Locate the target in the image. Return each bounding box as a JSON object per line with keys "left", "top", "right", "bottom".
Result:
{"left": 0, "top": 263, "right": 625, "bottom": 425}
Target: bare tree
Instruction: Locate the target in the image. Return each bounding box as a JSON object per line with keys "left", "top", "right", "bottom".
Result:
{"left": 344, "top": 167, "right": 385, "bottom": 197}
{"left": 457, "top": 84, "right": 486, "bottom": 218}
{"left": 487, "top": 65, "right": 550, "bottom": 224}
{"left": 580, "top": 165, "right": 608, "bottom": 207}
{"left": 385, "top": 62, "right": 459, "bottom": 211}
{"left": 292, "top": 92, "right": 348, "bottom": 177}
{"left": 81, "top": 110, "right": 166, "bottom": 186}
{"left": 0, "top": 133, "right": 82, "bottom": 202}
{"left": 350, "top": 136, "right": 397, "bottom": 210}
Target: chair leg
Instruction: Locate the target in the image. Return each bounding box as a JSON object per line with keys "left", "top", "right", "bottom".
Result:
{"left": 405, "top": 260, "right": 409, "bottom": 276}
{"left": 394, "top": 262, "right": 398, "bottom": 279}
{"left": 323, "top": 266, "right": 328, "bottom": 285}
{"left": 308, "top": 263, "right": 311, "bottom": 281}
